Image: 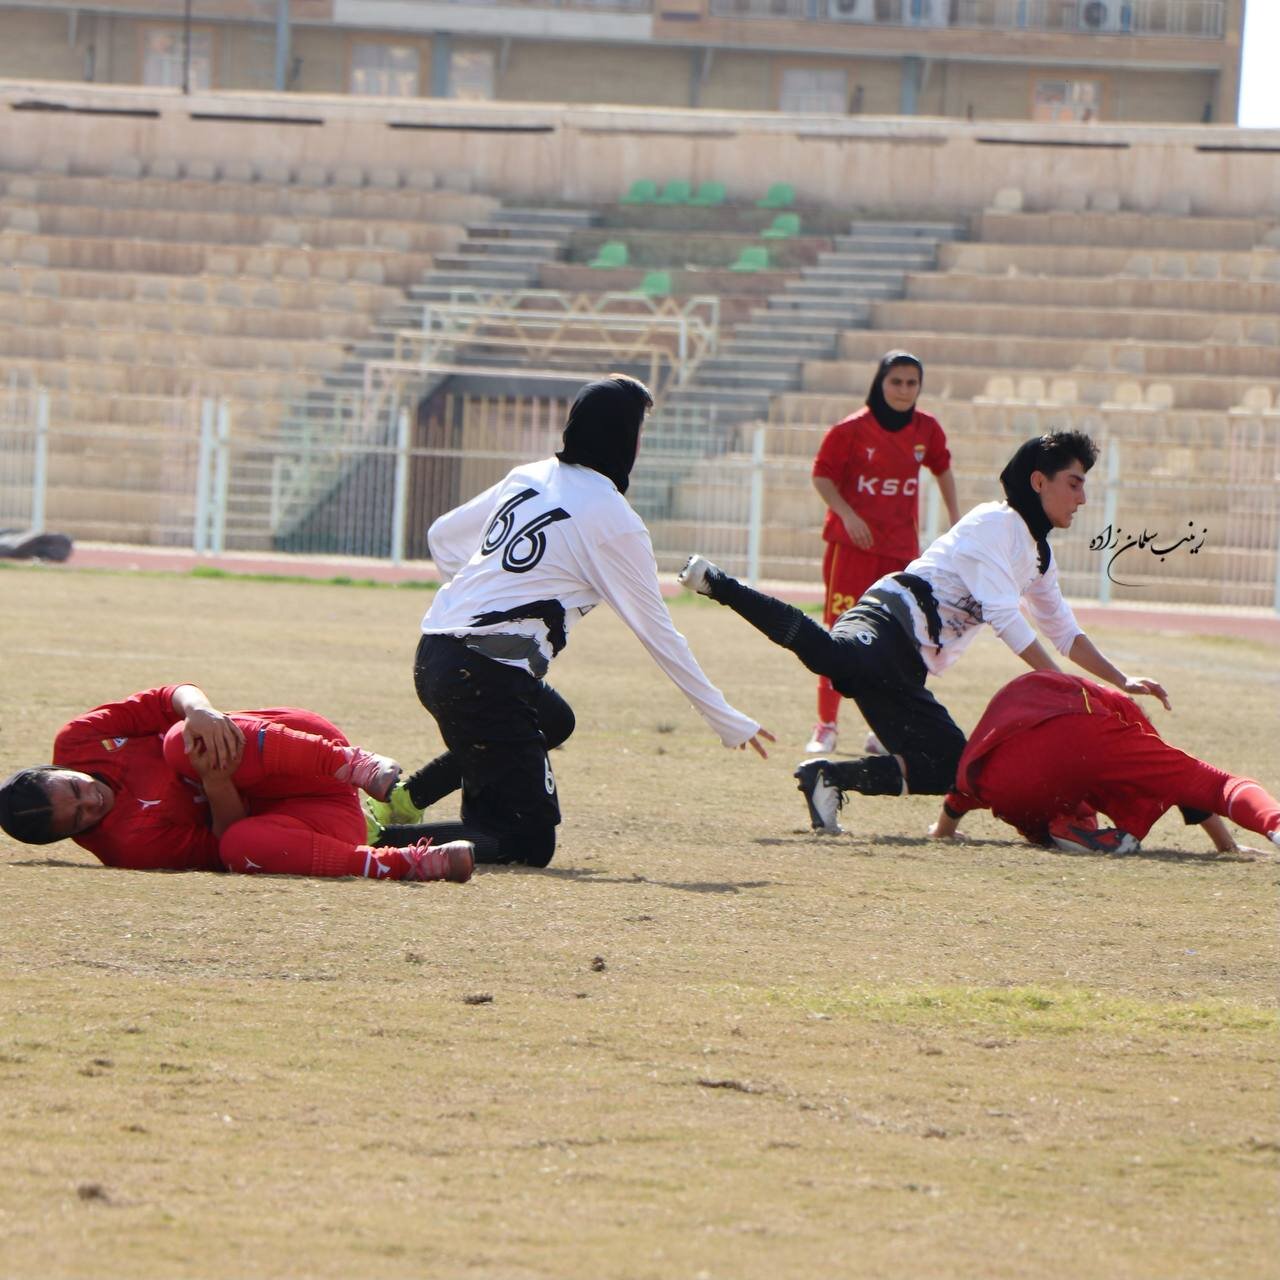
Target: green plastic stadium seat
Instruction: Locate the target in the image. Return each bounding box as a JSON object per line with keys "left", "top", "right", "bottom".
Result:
{"left": 588, "top": 240, "right": 629, "bottom": 269}
{"left": 756, "top": 182, "right": 796, "bottom": 209}
{"left": 689, "top": 181, "right": 727, "bottom": 207}
{"left": 634, "top": 270, "right": 672, "bottom": 297}
{"left": 730, "top": 246, "right": 770, "bottom": 272}
{"left": 654, "top": 179, "right": 693, "bottom": 205}
{"left": 620, "top": 179, "right": 659, "bottom": 205}
{"left": 761, "top": 212, "right": 801, "bottom": 239}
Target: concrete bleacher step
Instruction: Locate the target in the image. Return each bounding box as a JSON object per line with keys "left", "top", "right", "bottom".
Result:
{"left": 486, "top": 207, "right": 598, "bottom": 231}
{"left": 784, "top": 279, "right": 901, "bottom": 302}
{"left": 873, "top": 297, "right": 1280, "bottom": 345}
{"left": 720, "top": 335, "right": 838, "bottom": 360}
{"left": 824, "top": 236, "right": 940, "bottom": 258}
{"left": 686, "top": 361, "right": 800, "bottom": 391}
{"left": 660, "top": 388, "right": 773, "bottom": 422}
{"left": 808, "top": 252, "right": 921, "bottom": 277}
{"left": 793, "top": 362, "right": 1266, "bottom": 412}
{"left": 409, "top": 268, "right": 536, "bottom": 292}
{"left": 819, "top": 249, "right": 935, "bottom": 273}
{"left": 903, "top": 269, "right": 1280, "bottom": 315}
{"left": 840, "top": 220, "right": 967, "bottom": 242}
{"left": 831, "top": 328, "right": 1278, "bottom": 379}
{"left": 450, "top": 237, "right": 564, "bottom": 259}
{"left": 762, "top": 297, "right": 872, "bottom": 322}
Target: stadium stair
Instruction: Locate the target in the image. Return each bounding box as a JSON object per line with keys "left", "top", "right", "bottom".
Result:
{"left": 262, "top": 203, "right": 601, "bottom": 550}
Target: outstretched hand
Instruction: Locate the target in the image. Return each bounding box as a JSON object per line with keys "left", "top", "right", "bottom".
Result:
{"left": 182, "top": 707, "right": 245, "bottom": 771}
{"left": 738, "top": 728, "right": 776, "bottom": 759}
{"left": 1122, "top": 676, "right": 1172, "bottom": 711}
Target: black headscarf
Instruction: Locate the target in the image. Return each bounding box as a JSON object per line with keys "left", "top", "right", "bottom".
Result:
{"left": 555, "top": 375, "right": 652, "bottom": 495}
{"left": 865, "top": 350, "right": 923, "bottom": 433}
{"left": 999, "top": 436, "right": 1055, "bottom": 575}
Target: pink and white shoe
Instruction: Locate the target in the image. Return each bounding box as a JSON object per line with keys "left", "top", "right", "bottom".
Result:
{"left": 400, "top": 837, "right": 475, "bottom": 883}
{"left": 804, "top": 722, "right": 838, "bottom": 754}
{"left": 334, "top": 746, "right": 402, "bottom": 802}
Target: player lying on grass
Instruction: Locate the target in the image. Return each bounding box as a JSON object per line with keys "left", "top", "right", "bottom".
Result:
{"left": 929, "top": 670, "right": 1280, "bottom": 857}
{"left": 679, "top": 430, "right": 1168, "bottom": 835}
{"left": 0, "top": 684, "right": 474, "bottom": 882}
{"left": 381, "top": 373, "right": 772, "bottom": 869}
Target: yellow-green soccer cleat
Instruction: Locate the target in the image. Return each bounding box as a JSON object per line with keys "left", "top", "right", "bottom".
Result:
{"left": 363, "top": 782, "right": 425, "bottom": 841}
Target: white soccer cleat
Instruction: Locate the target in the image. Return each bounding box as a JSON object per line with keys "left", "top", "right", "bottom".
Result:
{"left": 863, "top": 731, "right": 886, "bottom": 756}
{"left": 1269, "top": 829, "right": 1280, "bottom": 850}
{"left": 805, "top": 722, "right": 838, "bottom": 754}
{"left": 794, "top": 759, "right": 844, "bottom": 834}
{"left": 678, "top": 553, "right": 720, "bottom": 597}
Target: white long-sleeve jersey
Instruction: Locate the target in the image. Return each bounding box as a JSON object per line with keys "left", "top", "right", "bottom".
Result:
{"left": 864, "top": 502, "right": 1082, "bottom": 677}
{"left": 422, "top": 457, "right": 760, "bottom": 748}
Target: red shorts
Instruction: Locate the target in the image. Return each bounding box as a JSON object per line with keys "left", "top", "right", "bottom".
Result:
{"left": 822, "top": 542, "right": 909, "bottom": 627}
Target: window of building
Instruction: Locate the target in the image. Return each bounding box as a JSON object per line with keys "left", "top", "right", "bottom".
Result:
{"left": 351, "top": 42, "right": 420, "bottom": 98}
{"left": 1033, "top": 78, "right": 1102, "bottom": 123}
{"left": 142, "top": 28, "right": 212, "bottom": 91}
{"left": 779, "top": 67, "right": 848, "bottom": 115}
{"left": 450, "top": 50, "right": 496, "bottom": 102}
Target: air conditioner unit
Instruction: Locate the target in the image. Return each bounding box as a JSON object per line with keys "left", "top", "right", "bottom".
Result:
{"left": 1079, "top": 0, "right": 1130, "bottom": 32}
{"left": 830, "top": 0, "right": 875, "bottom": 22}
{"left": 903, "top": 0, "right": 951, "bottom": 28}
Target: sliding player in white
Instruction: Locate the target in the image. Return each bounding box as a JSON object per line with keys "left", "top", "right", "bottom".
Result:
{"left": 680, "top": 431, "right": 1168, "bottom": 835}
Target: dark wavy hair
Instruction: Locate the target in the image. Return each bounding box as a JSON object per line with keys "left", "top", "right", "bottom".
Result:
{"left": 0, "top": 766, "right": 59, "bottom": 845}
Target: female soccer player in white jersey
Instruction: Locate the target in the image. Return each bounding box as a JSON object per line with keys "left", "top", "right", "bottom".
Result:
{"left": 680, "top": 430, "right": 1168, "bottom": 836}
{"left": 390, "top": 374, "right": 772, "bottom": 868}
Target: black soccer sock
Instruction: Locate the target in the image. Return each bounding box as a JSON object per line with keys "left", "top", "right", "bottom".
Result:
{"left": 825, "top": 754, "right": 906, "bottom": 797}
{"left": 708, "top": 573, "right": 842, "bottom": 677}
{"left": 376, "top": 820, "right": 556, "bottom": 868}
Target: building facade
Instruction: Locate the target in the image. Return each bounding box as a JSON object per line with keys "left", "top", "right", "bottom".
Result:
{"left": 0, "top": 0, "right": 1245, "bottom": 125}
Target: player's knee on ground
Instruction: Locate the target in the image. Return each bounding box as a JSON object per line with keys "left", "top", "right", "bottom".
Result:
{"left": 508, "top": 824, "right": 556, "bottom": 868}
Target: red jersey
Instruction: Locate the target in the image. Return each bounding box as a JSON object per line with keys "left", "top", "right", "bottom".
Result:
{"left": 950, "top": 672, "right": 1154, "bottom": 808}
{"left": 812, "top": 407, "right": 951, "bottom": 562}
{"left": 52, "top": 685, "right": 224, "bottom": 872}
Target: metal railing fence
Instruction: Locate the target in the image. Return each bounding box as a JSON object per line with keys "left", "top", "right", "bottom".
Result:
{"left": 1, "top": 387, "right": 1276, "bottom": 612}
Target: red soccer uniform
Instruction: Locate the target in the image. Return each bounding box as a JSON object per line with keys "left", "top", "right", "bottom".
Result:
{"left": 946, "top": 672, "right": 1280, "bottom": 847}
{"left": 53, "top": 685, "right": 225, "bottom": 871}
{"left": 811, "top": 409, "right": 952, "bottom": 728}
{"left": 813, "top": 407, "right": 952, "bottom": 564}
{"left": 51, "top": 688, "right": 390, "bottom": 877}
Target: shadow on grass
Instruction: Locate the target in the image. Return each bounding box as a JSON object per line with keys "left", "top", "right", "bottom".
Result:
{"left": 496, "top": 865, "right": 775, "bottom": 893}
{"left": 748, "top": 831, "right": 1268, "bottom": 866}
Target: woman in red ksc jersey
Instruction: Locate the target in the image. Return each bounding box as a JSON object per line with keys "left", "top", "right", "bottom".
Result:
{"left": 807, "top": 351, "right": 961, "bottom": 754}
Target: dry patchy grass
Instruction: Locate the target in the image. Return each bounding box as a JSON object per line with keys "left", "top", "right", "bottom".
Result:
{"left": 0, "top": 565, "right": 1277, "bottom": 1279}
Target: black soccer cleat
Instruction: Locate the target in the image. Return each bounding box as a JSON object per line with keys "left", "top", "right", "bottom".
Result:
{"left": 794, "top": 759, "right": 844, "bottom": 834}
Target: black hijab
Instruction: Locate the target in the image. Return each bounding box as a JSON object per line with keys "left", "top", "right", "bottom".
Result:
{"left": 555, "top": 375, "right": 652, "bottom": 495}
{"left": 999, "top": 436, "right": 1054, "bottom": 575}
{"left": 865, "top": 351, "right": 923, "bottom": 433}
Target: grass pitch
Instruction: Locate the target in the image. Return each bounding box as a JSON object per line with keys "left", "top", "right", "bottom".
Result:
{"left": 1, "top": 565, "right": 1277, "bottom": 1279}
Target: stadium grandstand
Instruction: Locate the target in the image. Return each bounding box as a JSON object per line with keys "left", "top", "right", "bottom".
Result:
{"left": 0, "top": 0, "right": 1275, "bottom": 611}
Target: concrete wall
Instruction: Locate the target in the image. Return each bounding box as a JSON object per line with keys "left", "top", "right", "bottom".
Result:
{"left": 500, "top": 42, "right": 693, "bottom": 109}
{"left": 1, "top": 81, "right": 1277, "bottom": 219}
{"left": 0, "top": 9, "right": 1236, "bottom": 122}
